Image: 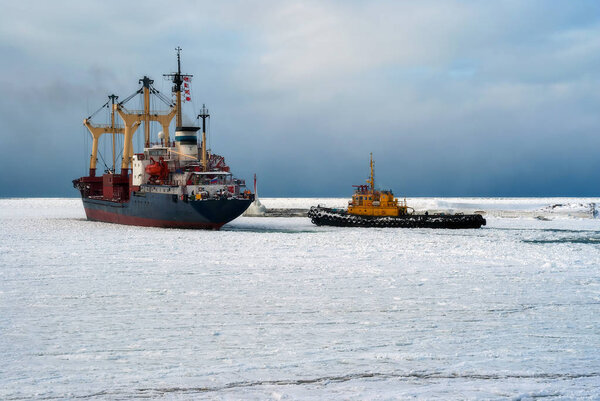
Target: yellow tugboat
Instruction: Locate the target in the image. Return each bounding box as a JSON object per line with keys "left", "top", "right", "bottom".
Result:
{"left": 308, "top": 154, "right": 486, "bottom": 229}
{"left": 347, "top": 153, "right": 411, "bottom": 217}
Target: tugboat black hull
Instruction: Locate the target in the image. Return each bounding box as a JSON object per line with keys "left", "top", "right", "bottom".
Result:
{"left": 308, "top": 206, "right": 486, "bottom": 229}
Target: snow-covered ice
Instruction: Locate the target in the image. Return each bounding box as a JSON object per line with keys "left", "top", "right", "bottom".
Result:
{"left": 1, "top": 198, "right": 599, "bottom": 400}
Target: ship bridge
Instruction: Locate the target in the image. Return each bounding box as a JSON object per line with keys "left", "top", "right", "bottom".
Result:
{"left": 189, "top": 171, "right": 233, "bottom": 186}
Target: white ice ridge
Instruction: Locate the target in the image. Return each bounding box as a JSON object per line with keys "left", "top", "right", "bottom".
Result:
{"left": 256, "top": 197, "right": 600, "bottom": 219}
{"left": 243, "top": 175, "right": 267, "bottom": 216}
{"left": 244, "top": 197, "right": 267, "bottom": 216}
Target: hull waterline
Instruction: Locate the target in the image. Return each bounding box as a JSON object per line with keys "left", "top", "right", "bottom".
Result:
{"left": 82, "top": 194, "right": 252, "bottom": 229}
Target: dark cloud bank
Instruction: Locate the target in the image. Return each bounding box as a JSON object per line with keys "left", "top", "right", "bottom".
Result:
{"left": 1, "top": 1, "right": 599, "bottom": 197}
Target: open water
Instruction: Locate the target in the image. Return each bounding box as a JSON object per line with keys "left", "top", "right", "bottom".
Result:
{"left": 1, "top": 198, "right": 599, "bottom": 400}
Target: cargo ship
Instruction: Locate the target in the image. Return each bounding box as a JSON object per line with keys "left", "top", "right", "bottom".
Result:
{"left": 308, "top": 154, "right": 486, "bottom": 229}
{"left": 73, "top": 48, "right": 253, "bottom": 229}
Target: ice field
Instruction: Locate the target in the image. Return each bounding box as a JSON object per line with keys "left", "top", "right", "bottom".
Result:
{"left": 1, "top": 198, "right": 600, "bottom": 400}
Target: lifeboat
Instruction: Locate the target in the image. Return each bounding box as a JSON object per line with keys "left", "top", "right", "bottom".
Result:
{"left": 145, "top": 157, "right": 169, "bottom": 182}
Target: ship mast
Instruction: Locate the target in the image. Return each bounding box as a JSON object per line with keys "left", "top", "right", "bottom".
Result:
{"left": 83, "top": 96, "right": 126, "bottom": 177}
{"left": 139, "top": 76, "right": 153, "bottom": 148}
{"left": 198, "top": 104, "right": 210, "bottom": 171}
{"left": 115, "top": 74, "right": 175, "bottom": 172}
{"left": 163, "top": 46, "right": 192, "bottom": 128}
{"left": 108, "top": 94, "right": 118, "bottom": 172}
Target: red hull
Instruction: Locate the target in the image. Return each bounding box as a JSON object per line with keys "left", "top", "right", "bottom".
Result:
{"left": 84, "top": 207, "right": 225, "bottom": 230}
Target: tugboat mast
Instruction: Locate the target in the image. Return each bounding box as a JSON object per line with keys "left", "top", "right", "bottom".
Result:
{"left": 369, "top": 152, "right": 375, "bottom": 192}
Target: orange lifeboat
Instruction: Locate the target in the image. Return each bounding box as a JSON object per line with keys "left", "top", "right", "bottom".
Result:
{"left": 145, "top": 157, "right": 169, "bottom": 182}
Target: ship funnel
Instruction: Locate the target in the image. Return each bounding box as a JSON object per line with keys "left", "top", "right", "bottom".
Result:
{"left": 175, "top": 126, "right": 199, "bottom": 144}
{"left": 175, "top": 125, "right": 200, "bottom": 160}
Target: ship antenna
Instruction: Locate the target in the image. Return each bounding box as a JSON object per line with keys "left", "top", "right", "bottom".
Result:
{"left": 163, "top": 46, "right": 193, "bottom": 128}
{"left": 177, "top": 45, "right": 181, "bottom": 75}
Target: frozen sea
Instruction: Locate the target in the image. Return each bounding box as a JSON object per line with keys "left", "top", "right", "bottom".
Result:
{"left": 1, "top": 198, "right": 600, "bottom": 400}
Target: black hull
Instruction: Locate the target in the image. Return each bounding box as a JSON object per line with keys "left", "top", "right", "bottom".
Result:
{"left": 308, "top": 206, "right": 486, "bottom": 229}
{"left": 81, "top": 192, "right": 252, "bottom": 229}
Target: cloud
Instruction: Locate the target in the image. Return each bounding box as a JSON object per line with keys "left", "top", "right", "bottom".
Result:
{"left": 1, "top": 1, "right": 599, "bottom": 196}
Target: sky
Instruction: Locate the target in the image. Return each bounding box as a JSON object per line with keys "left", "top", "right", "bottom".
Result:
{"left": 0, "top": 0, "right": 599, "bottom": 197}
